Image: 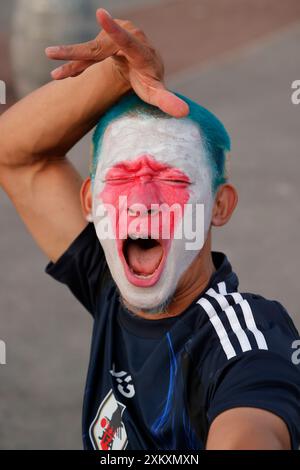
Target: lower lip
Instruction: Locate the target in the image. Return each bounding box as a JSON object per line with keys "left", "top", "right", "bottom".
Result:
{"left": 119, "top": 241, "right": 167, "bottom": 287}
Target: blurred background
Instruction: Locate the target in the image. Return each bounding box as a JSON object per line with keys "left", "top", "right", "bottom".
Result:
{"left": 0, "top": 0, "right": 299, "bottom": 449}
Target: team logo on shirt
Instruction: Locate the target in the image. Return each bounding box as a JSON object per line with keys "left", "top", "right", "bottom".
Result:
{"left": 109, "top": 363, "right": 135, "bottom": 398}
{"left": 89, "top": 389, "right": 128, "bottom": 450}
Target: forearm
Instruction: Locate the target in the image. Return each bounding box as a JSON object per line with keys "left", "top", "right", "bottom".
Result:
{"left": 206, "top": 429, "right": 288, "bottom": 450}
{"left": 0, "top": 58, "right": 129, "bottom": 168}
{"left": 206, "top": 408, "right": 291, "bottom": 450}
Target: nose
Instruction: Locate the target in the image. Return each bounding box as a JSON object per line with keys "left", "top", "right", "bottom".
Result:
{"left": 128, "top": 206, "right": 159, "bottom": 216}
{"left": 127, "top": 180, "right": 162, "bottom": 215}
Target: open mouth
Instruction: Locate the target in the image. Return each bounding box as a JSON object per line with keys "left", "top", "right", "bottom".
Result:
{"left": 121, "top": 235, "right": 167, "bottom": 287}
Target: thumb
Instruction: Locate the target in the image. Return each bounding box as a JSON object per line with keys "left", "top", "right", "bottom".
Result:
{"left": 147, "top": 87, "right": 190, "bottom": 118}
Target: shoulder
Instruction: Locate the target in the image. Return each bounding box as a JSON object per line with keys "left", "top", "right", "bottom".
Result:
{"left": 192, "top": 288, "right": 299, "bottom": 374}
{"left": 184, "top": 284, "right": 300, "bottom": 449}
{"left": 234, "top": 292, "right": 299, "bottom": 350}
{"left": 45, "top": 222, "right": 111, "bottom": 315}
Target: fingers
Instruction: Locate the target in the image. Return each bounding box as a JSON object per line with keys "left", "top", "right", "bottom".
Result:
{"left": 45, "top": 8, "right": 144, "bottom": 64}
{"left": 45, "top": 8, "right": 157, "bottom": 82}
{"left": 44, "top": 8, "right": 183, "bottom": 118}
{"left": 45, "top": 36, "right": 117, "bottom": 62}
{"left": 96, "top": 9, "right": 147, "bottom": 64}
{"left": 45, "top": 25, "right": 117, "bottom": 80}
{"left": 50, "top": 60, "right": 96, "bottom": 80}
{"left": 45, "top": 40, "right": 100, "bottom": 61}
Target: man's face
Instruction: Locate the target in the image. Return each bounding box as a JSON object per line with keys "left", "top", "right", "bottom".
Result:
{"left": 92, "top": 114, "right": 214, "bottom": 311}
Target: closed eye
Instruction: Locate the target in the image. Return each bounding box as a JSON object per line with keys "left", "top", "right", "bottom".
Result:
{"left": 103, "top": 177, "right": 192, "bottom": 186}
{"left": 104, "top": 177, "right": 135, "bottom": 184}
{"left": 156, "top": 178, "right": 191, "bottom": 186}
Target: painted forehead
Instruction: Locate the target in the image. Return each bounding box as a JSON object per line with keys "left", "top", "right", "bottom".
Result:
{"left": 95, "top": 114, "right": 210, "bottom": 180}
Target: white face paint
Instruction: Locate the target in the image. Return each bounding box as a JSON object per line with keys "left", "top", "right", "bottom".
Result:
{"left": 92, "top": 114, "right": 214, "bottom": 312}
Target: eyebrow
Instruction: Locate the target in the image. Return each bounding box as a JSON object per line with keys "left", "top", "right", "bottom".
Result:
{"left": 105, "top": 155, "right": 190, "bottom": 183}
{"left": 109, "top": 155, "right": 169, "bottom": 173}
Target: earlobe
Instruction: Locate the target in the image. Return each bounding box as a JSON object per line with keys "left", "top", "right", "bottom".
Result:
{"left": 211, "top": 184, "right": 238, "bottom": 227}
{"left": 86, "top": 213, "right": 93, "bottom": 222}
{"left": 80, "top": 177, "right": 93, "bottom": 222}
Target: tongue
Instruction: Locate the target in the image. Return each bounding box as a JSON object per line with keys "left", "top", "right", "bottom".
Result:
{"left": 127, "top": 242, "right": 163, "bottom": 275}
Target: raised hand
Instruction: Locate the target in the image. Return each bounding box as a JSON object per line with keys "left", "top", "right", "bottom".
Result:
{"left": 45, "top": 8, "right": 189, "bottom": 118}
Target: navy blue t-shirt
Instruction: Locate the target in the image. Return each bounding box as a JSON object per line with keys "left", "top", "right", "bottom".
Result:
{"left": 45, "top": 223, "right": 300, "bottom": 450}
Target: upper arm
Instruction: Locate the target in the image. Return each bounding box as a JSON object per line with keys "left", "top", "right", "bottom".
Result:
{"left": 0, "top": 156, "right": 87, "bottom": 262}
{"left": 206, "top": 407, "right": 291, "bottom": 450}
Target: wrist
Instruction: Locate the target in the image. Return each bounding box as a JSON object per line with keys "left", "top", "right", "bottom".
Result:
{"left": 105, "top": 57, "right": 131, "bottom": 98}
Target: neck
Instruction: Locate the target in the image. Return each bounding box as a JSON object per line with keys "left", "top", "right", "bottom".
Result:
{"left": 126, "top": 232, "right": 215, "bottom": 320}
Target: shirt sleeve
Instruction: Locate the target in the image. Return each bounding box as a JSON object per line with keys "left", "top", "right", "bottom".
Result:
{"left": 45, "top": 223, "right": 110, "bottom": 316}
{"left": 205, "top": 350, "right": 300, "bottom": 449}
{"left": 202, "top": 299, "right": 300, "bottom": 449}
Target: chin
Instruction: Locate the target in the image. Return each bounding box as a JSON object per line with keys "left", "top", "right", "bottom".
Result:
{"left": 126, "top": 296, "right": 173, "bottom": 316}
{"left": 106, "top": 245, "right": 196, "bottom": 312}
{"left": 122, "top": 285, "right": 175, "bottom": 312}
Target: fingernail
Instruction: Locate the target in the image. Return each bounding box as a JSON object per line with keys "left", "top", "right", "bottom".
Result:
{"left": 98, "top": 8, "right": 112, "bottom": 19}
{"left": 51, "top": 67, "right": 61, "bottom": 78}
{"left": 45, "top": 46, "right": 60, "bottom": 55}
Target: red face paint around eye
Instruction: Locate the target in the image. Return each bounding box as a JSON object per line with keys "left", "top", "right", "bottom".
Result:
{"left": 98, "top": 154, "right": 191, "bottom": 287}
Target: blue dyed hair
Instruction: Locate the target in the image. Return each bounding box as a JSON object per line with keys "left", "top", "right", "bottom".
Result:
{"left": 91, "top": 91, "right": 231, "bottom": 193}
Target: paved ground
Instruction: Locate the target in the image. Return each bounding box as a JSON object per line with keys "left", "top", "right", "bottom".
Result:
{"left": 0, "top": 0, "right": 299, "bottom": 450}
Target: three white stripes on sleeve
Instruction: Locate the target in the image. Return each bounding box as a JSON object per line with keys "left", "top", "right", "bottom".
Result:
{"left": 197, "top": 281, "right": 268, "bottom": 360}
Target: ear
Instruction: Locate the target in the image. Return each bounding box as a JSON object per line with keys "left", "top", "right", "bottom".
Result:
{"left": 80, "top": 177, "right": 93, "bottom": 222}
{"left": 211, "top": 183, "right": 238, "bottom": 227}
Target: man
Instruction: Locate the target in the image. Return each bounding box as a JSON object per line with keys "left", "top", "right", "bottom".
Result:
{"left": 0, "top": 9, "right": 299, "bottom": 450}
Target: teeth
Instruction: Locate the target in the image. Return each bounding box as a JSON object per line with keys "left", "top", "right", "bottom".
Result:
{"left": 129, "top": 268, "right": 153, "bottom": 278}
{"left": 128, "top": 234, "right": 149, "bottom": 240}
{"left": 129, "top": 234, "right": 139, "bottom": 240}
{"left": 131, "top": 271, "right": 152, "bottom": 279}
